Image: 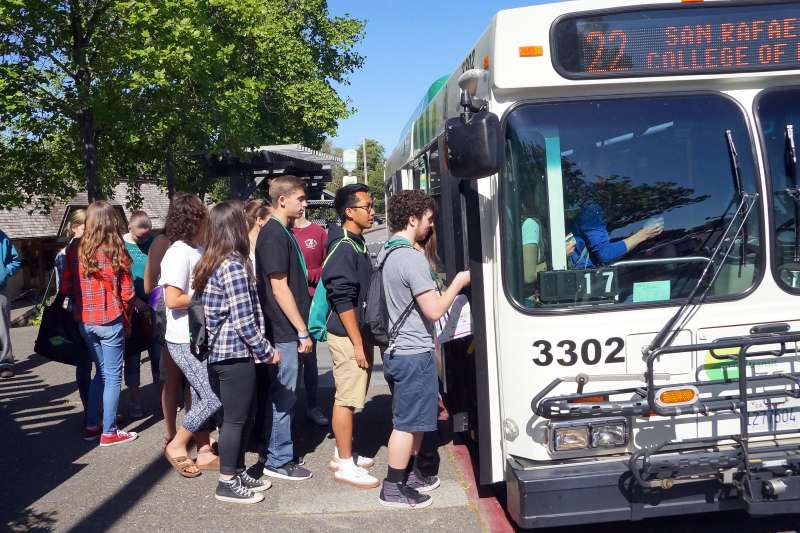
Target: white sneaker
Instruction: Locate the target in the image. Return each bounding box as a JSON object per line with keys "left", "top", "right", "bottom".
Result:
{"left": 307, "top": 407, "right": 329, "bottom": 426}
{"left": 329, "top": 448, "right": 375, "bottom": 470}
{"left": 334, "top": 465, "right": 380, "bottom": 489}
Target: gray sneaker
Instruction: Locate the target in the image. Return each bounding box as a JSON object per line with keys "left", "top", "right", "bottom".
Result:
{"left": 238, "top": 470, "right": 272, "bottom": 492}
{"left": 263, "top": 461, "right": 313, "bottom": 481}
{"left": 378, "top": 480, "right": 432, "bottom": 509}
{"left": 215, "top": 477, "right": 264, "bottom": 504}
{"left": 405, "top": 469, "right": 440, "bottom": 493}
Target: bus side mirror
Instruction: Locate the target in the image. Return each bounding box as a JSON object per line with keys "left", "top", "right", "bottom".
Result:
{"left": 445, "top": 111, "right": 504, "bottom": 179}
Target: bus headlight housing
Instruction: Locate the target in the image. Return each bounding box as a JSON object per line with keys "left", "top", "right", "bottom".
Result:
{"left": 550, "top": 419, "right": 628, "bottom": 452}
{"left": 553, "top": 427, "right": 589, "bottom": 451}
{"left": 591, "top": 423, "right": 627, "bottom": 448}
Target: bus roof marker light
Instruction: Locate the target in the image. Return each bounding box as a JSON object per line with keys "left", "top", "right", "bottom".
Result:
{"left": 519, "top": 46, "right": 543, "bottom": 57}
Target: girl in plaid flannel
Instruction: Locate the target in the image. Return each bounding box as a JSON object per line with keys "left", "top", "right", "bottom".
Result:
{"left": 193, "top": 201, "right": 280, "bottom": 504}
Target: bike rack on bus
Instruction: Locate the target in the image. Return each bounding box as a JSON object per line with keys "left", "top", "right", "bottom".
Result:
{"left": 531, "top": 330, "right": 800, "bottom": 512}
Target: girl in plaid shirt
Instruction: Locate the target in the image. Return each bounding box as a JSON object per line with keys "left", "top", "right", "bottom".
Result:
{"left": 59, "top": 201, "right": 137, "bottom": 447}
{"left": 193, "top": 201, "right": 280, "bottom": 504}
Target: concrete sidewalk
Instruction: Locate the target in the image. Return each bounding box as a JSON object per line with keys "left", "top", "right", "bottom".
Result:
{"left": 0, "top": 327, "right": 483, "bottom": 533}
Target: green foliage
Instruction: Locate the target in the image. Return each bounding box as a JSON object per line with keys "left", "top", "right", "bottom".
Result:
{"left": 0, "top": 0, "right": 365, "bottom": 208}
{"left": 356, "top": 139, "right": 386, "bottom": 214}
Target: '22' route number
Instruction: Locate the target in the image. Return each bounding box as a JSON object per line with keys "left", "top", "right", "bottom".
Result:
{"left": 533, "top": 338, "right": 625, "bottom": 367}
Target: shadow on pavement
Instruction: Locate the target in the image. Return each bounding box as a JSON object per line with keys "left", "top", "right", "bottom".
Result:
{"left": 64, "top": 452, "right": 169, "bottom": 533}
{"left": 0, "top": 354, "right": 166, "bottom": 532}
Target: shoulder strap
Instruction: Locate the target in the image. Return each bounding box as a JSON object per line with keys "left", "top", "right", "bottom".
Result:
{"left": 322, "top": 229, "right": 367, "bottom": 269}
{"left": 380, "top": 244, "right": 418, "bottom": 351}
{"left": 379, "top": 244, "right": 411, "bottom": 270}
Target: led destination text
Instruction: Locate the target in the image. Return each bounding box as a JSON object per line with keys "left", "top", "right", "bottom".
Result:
{"left": 555, "top": 3, "right": 800, "bottom": 78}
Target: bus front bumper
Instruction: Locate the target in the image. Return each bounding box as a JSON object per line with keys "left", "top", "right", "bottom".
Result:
{"left": 505, "top": 456, "right": 800, "bottom": 529}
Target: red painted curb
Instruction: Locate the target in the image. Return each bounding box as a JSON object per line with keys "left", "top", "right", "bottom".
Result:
{"left": 449, "top": 441, "right": 515, "bottom": 533}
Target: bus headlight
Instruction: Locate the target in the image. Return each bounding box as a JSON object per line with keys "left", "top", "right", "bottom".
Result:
{"left": 550, "top": 418, "right": 628, "bottom": 452}
{"left": 553, "top": 427, "right": 589, "bottom": 451}
{"left": 591, "top": 422, "right": 627, "bottom": 448}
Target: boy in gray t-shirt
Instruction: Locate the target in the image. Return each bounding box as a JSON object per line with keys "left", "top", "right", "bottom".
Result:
{"left": 379, "top": 246, "right": 435, "bottom": 355}
{"left": 378, "top": 190, "right": 470, "bottom": 510}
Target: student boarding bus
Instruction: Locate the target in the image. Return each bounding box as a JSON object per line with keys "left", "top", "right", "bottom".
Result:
{"left": 385, "top": 0, "right": 800, "bottom": 528}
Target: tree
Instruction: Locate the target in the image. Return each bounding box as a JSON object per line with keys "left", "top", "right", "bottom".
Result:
{"left": 356, "top": 138, "right": 385, "bottom": 213}
{"left": 0, "top": 0, "right": 365, "bottom": 209}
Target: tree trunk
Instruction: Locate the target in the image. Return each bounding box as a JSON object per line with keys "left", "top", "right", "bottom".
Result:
{"left": 71, "top": 6, "right": 100, "bottom": 202}
{"left": 80, "top": 106, "right": 100, "bottom": 202}
{"left": 165, "top": 136, "right": 176, "bottom": 200}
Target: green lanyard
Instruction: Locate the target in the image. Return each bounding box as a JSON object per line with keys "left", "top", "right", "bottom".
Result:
{"left": 271, "top": 216, "right": 308, "bottom": 281}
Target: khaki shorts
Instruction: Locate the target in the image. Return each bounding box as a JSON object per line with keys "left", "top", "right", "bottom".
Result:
{"left": 328, "top": 333, "right": 373, "bottom": 408}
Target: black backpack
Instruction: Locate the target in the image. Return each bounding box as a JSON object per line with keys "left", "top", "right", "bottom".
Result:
{"left": 187, "top": 291, "right": 227, "bottom": 361}
{"left": 362, "top": 246, "right": 415, "bottom": 350}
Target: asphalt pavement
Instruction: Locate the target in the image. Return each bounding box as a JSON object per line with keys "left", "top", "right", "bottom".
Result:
{"left": 0, "top": 326, "right": 483, "bottom": 533}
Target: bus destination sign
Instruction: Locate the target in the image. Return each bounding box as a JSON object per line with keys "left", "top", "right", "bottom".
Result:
{"left": 553, "top": 2, "right": 800, "bottom": 79}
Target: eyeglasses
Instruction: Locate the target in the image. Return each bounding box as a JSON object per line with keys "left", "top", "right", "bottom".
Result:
{"left": 349, "top": 204, "right": 375, "bottom": 212}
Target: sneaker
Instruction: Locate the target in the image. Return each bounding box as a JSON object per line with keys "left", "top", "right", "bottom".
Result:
{"left": 329, "top": 448, "right": 375, "bottom": 470}
{"left": 238, "top": 471, "right": 272, "bottom": 493}
{"left": 334, "top": 465, "right": 380, "bottom": 489}
{"left": 99, "top": 430, "right": 138, "bottom": 447}
{"left": 263, "top": 461, "right": 313, "bottom": 481}
{"left": 0, "top": 368, "right": 14, "bottom": 379}
{"left": 378, "top": 480, "right": 432, "bottom": 509}
{"left": 307, "top": 407, "right": 329, "bottom": 426}
{"left": 215, "top": 477, "right": 264, "bottom": 504}
{"left": 82, "top": 426, "right": 101, "bottom": 441}
{"left": 405, "top": 469, "right": 441, "bottom": 493}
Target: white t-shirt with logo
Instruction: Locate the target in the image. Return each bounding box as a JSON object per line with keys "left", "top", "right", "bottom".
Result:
{"left": 159, "top": 240, "right": 202, "bottom": 344}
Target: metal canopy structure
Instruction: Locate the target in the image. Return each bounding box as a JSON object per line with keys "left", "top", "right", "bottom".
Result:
{"left": 199, "top": 144, "right": 342, "bottom": 199}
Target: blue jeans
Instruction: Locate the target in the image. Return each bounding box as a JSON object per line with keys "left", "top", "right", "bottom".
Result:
{"left": 297, "top": 341, "right": 319, "bottom": 409}
{"left": 264, "top": 341, "right": 299, "bottom": 468}
{"left": 80, "top": 317, "right": 125, "bottom": 434}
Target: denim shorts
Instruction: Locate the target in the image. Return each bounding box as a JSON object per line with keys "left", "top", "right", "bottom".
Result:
{"left": 383, "top": 351, "right": 437, "bottom": 433}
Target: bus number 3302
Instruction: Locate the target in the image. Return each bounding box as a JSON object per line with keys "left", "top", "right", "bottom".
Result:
{"left": 532, "top": 338, "right": 625, "bottom": 366}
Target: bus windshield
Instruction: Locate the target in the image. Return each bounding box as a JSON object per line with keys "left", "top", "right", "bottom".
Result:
{"left": 502, "top": 94, "right": 762, "bottom": 310}
{"left": 756, "top": 87, "right": 800, "bottom": 292}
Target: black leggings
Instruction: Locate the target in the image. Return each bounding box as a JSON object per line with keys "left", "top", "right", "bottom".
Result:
{"left": 210, "top": 358, "right": 256, "bottom": 476}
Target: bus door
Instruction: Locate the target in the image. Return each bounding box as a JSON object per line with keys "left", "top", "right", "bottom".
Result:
{"left": 432, "top": 135, "right": 490, "bottom": 456}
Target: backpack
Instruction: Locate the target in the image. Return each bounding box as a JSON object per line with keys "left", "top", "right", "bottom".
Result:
{"left": 362, "top": 244, "right": 415, "bottom": 350}
{"left": 188, "top": 291, "right": 228, "bottom": 362}
{"left": 308, "top": 230, "right": 366, "bottom": 342}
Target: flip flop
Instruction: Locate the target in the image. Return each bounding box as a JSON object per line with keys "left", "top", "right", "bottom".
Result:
{"left": 164, "top": 451, "right": 201, "bottom": 478}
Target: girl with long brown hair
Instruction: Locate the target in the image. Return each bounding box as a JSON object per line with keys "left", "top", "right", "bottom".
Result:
{"left": 194, "top": 200, "right": 279, "bottom": 504}
{"left": 59, "top": 201, "right": 138, "bottom": 446}
{"left": 244, "top": 199, "right": 271, "bottom": 265}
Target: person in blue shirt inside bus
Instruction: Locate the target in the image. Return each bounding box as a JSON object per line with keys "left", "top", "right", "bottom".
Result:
{"left": 568, "top": 199, "right": 662, "bottom": 269}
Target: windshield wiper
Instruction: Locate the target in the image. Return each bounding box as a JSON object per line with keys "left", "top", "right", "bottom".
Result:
{"left": 726, "top": 130, "right": 744, "bottom": 200}
{"left": 725, "top": 130, "right": 747, "bottom": 272}
{"left": 785, "top": 124, "right": 800, "bottom": 262}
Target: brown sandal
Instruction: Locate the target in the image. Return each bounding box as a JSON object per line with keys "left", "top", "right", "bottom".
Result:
{"left": 164, "top": 451, "right": 201, "bottom": 478}
{"left": 196, "top": 456, "right": 219, "bottom": 471}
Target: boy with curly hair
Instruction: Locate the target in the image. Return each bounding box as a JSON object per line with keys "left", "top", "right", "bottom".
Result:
{"left": 377, "top": 190, "right": 471, "bottom": 509}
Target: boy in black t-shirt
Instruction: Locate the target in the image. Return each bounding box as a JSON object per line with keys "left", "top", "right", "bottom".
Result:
{"left": 255, "top": 175, "right": 313, "bottom": 481}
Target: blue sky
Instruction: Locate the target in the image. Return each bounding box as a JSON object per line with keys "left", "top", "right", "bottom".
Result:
{"left": 327, "top": 1, "right": 561, "bottom": 155}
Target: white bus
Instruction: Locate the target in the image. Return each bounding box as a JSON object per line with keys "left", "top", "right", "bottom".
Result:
{"left": 385, "top": 0, "right": 800, "bottom": 528}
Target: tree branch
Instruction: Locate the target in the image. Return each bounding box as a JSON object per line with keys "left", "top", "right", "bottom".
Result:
{"left": 85, "top": 0, "right": 113, "bottom": 43}
{"left": 11, "top": 30, "right": 78, "bottom": 81}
